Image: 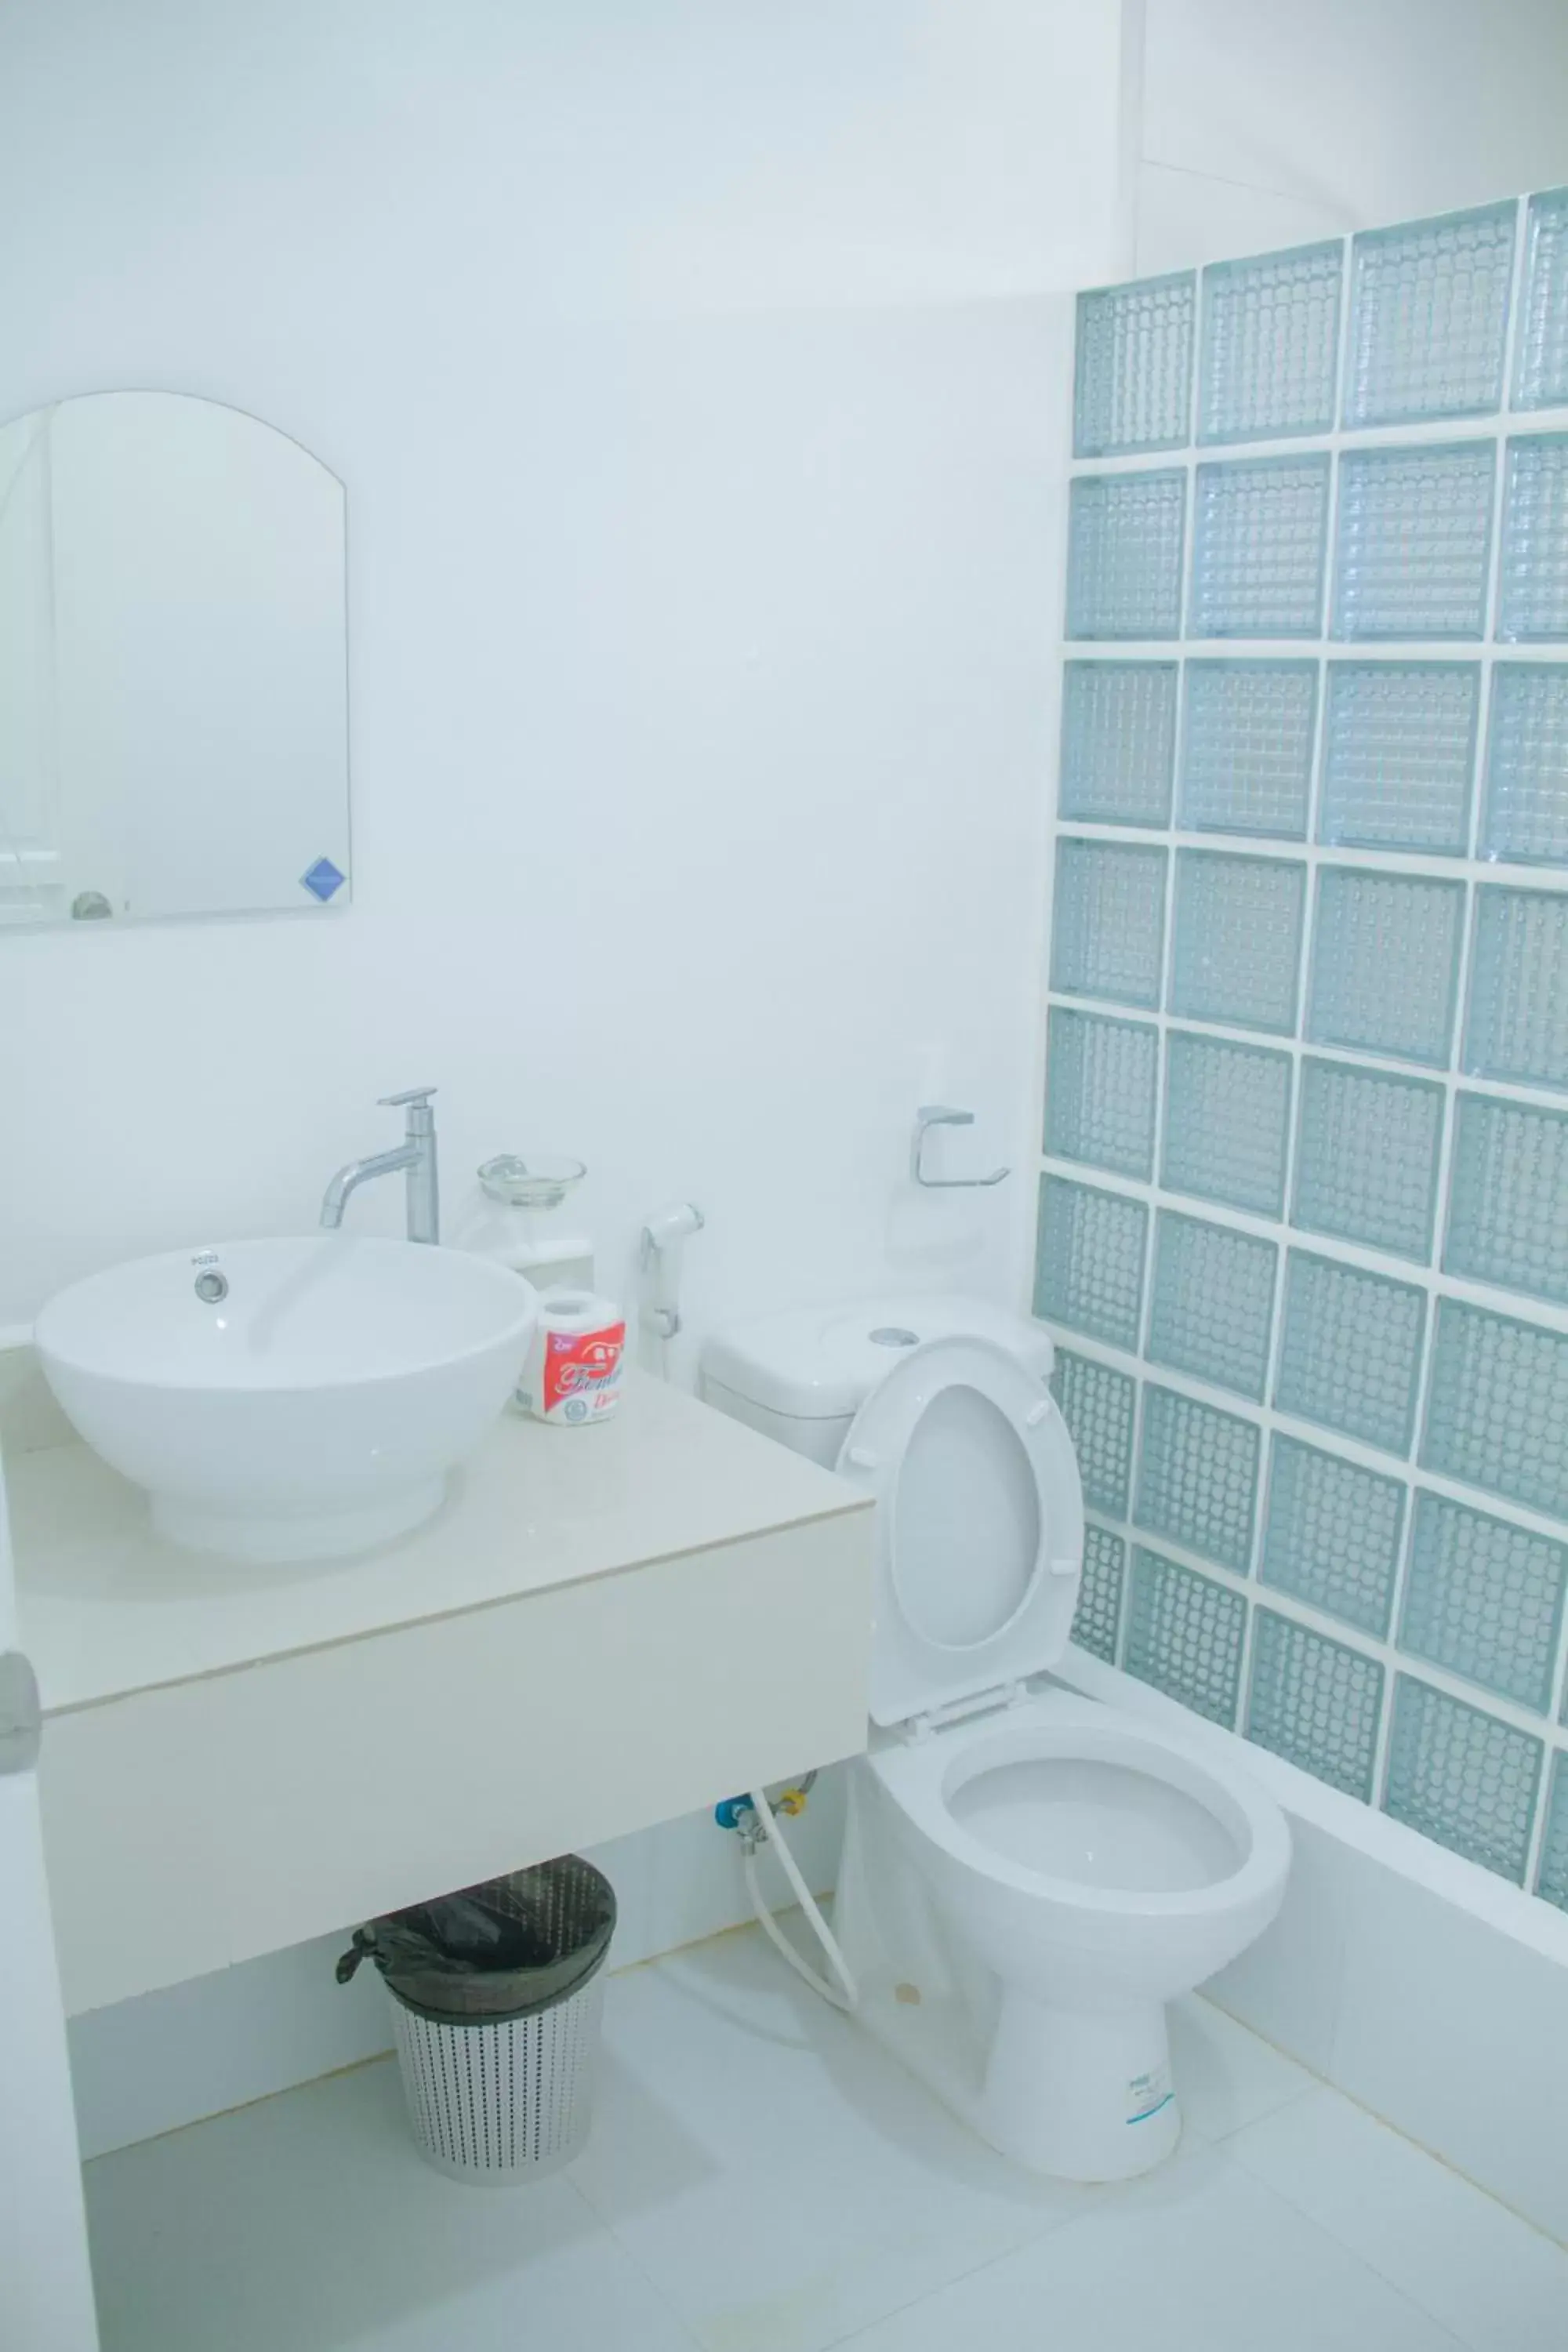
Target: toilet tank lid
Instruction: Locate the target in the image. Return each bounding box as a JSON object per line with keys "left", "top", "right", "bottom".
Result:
{"left": 702, "top": 1295, "right": 1055, "bottom": 1421}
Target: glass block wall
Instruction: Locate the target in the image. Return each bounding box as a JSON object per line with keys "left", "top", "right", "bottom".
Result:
{"left": 1041, "top": 191, "right": 1568, "bottom": 1911}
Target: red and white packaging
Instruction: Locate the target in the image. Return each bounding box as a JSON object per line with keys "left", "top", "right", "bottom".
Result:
{"left": 517, "top": 1290, "right": 626, "bottom": 1425}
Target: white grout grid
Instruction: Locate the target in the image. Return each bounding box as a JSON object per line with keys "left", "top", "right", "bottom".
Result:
{"left": 1040, "top": 191, "right": 1568, "bottom": 1911}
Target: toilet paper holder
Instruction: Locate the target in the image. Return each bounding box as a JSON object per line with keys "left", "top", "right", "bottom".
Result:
{"left": 910, "top": 1105, "right": 1011, "bottom": 1190}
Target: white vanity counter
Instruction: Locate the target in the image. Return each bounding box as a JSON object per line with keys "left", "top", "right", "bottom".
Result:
{"left": 9, "top": 1371, "right": 873, "bottom": 2014}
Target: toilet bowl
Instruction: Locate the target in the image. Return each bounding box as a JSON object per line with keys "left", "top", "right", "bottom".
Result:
{"left": 702, "top": 1297, "right": 1291, "bottom": 2182}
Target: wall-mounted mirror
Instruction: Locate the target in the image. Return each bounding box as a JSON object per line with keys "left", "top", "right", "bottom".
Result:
{"left": 0, "top": 390, "right": 348, "bottom": 928}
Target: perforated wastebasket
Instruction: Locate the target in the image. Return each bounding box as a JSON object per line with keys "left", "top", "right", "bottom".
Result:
{"left": 337, "top": 1856, "right": 615, "bottom": 2184}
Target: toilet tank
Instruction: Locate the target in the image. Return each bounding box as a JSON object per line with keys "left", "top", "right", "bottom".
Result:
{"left": 701, "top": 1296, "right": 1055, "bottom": 1468}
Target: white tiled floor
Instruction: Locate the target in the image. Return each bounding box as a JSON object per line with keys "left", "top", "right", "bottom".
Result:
{"left": 85, "top": 1923, "right": 1566, "bottom": 2352}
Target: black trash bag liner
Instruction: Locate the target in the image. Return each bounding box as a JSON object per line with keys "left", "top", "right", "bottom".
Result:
{"left": 336, "top": 1854, "right": 615, "bottom": 2025}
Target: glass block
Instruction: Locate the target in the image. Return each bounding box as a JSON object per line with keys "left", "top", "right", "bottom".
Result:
{"left": 1307, "top": 867, "right": 1464, "bottom": 1069}
{"left": 1169, "top": 850, "right": 1306, "bottom": 1036}
{"left": 1199, "top": 240, "right": 1343, "bottom": 445}
{"left": 1275, "top": 1249, "right": 1426, "bottom": 1455}
{"left": 1498, "top": 436, "right": 1568, "bottom": 642}
{"left": 1481, "top": 662, "right": 1568, "bottom": 862}
{"left": 1051, "top": 1349, "right": 1136, "bottom": 1518}
{"left": 1291, "top": 1058, "right": 1443, "bottom": 1262}
{"left": 1445, "top": 1091, "right": 1568, "bottom": 1306}
{"left": 1260, "top": 1434, "right": 1404, "bottom": 1638}
{"left": 1515, "top": 187, "right": 1568, "bottom": 412}
{"left": 1189, "top": 456, "right": 1329, "bottom": 638}
{"left": 1058, "top": 662, "right": 1178, "bottom": 827}
{"left": 1134, "top": 1383, "right": 1260, "bottom": 1573}
{"left": 1400, "top": 1490, "right": 1567, "bottom": 1715}
{"left": 1162, "top": 1030, "right": 1290, "bottom": 1218}
{"left": 1044, "top": 1007, "right": 1159, "bottom": 1179}
{"left": 1333, "top": 442, "right": 1495, "bottom": 641}
{"left": 1067, "top": 470, "right": 1187, "bottom": 641}
{"left": 1074, "top": 274, "right": 1196, "bottom": 458}
{"left": 1343, "top": 201, "right": 1515, "bottom": 427}
{"left": 1537, "top": 1756, "right": 1568, "bottom": 1912}
{"left": 1033, "top": 1175, "right": 1149, "bottom": 1352}
{"left": 1421, "top": 1297, "right": 1568, "bottom": 1521}
{"left": 1383, "top": 1675, "right": 1542, "bottom": 1883}
{"left": 1147, "top": 1210, "right": 1277, "bottom": 1402}
{"left": 1319, "top": 662, "right": 1479, "bottom": 856}
{"left": 1125, "top": 1546, "right": 1247, "bottom": 1727}
{"left": 1178, "top": 660, "right": 1316, "bottom": 839}
{"left": 1464, "top": 886, "right": 1568, "bottom": 1091}
{"left": 1247, "top": 1611, "right": 1385, "bottom": 1801}
{"left": 1049, "top": 838, "right": 1168, "bottom": 1010}
{"left": 1073, "top": 1524, "right": 1127, "bottom": 1664}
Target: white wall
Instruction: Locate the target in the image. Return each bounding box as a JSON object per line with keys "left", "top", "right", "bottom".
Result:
{"left": 0, "top": 0, "right": 1126, "bottom": 1358}
{"left": 0, "top": 0, "right": 1128, "bottom": 2149}
{"left": 1134, "top": 0, "right": 1568, "bottom": 273}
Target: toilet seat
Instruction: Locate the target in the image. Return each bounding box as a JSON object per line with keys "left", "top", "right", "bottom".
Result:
{"left": 833, "top": 1335, "right": 1083, "bottom": 1728}
{"left": 866, "top": 1689, "right": 1290, "bottom": 1921}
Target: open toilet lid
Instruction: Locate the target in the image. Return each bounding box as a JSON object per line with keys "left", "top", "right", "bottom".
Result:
{"left": 835, "top": 1334, "right": 1084, "bottom": 1728}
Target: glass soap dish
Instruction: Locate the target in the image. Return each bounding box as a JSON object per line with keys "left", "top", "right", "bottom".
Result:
{"left": 478, "top": 1155, "right": 588, "bottom": 1211}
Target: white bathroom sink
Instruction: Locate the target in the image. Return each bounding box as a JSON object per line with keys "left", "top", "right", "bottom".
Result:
{"left": 34, "top": 1236, "right": 539, "bottom": 1563}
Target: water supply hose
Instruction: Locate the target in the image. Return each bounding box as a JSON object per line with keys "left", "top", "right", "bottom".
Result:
{"left": 739, "top": 1784, "right": 858, "bottom": 2013}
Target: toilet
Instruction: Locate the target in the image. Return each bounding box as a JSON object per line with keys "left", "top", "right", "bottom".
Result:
{"left": 702, "top": 1297, "right": 1291, "bottom": 2183}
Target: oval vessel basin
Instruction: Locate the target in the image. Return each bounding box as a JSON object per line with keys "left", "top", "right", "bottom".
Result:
{"left": 35, "top": 1236, "right": 539, "bottom": 1563}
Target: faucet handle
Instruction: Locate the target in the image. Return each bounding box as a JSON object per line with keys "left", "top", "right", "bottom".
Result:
{"left": 378, "top": 1087, "right": 437, "bottom": 1109}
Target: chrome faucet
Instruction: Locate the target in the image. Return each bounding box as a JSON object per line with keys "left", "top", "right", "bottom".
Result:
{"left": 320, "top": 1088, "right": 440, "bottom": 1243}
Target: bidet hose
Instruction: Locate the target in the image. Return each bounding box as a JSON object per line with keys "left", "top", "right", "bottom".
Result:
{"left": 742, "top": 1786, "right": 858, "bottom": 2014}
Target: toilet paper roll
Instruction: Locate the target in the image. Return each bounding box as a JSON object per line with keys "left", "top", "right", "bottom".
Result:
{"left": 517, "top": 1289, "right": 626, "bottom": 1425}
